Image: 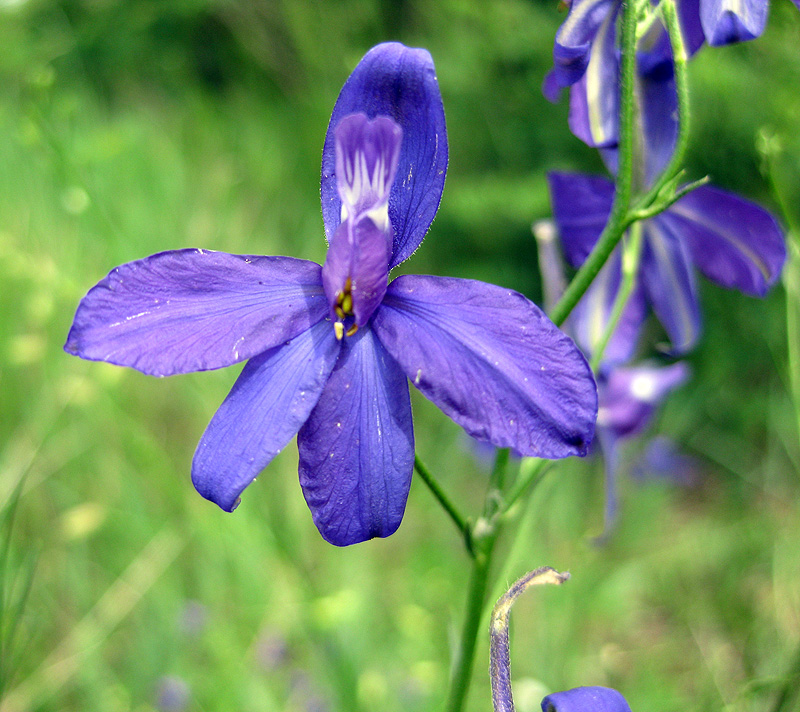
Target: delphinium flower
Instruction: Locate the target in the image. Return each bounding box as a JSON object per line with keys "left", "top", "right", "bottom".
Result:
{"left": 65, "top": 43, "right": 597, "bottom": 546}
{"left": 549, "top": 170, "right": 786, "bottom": 353}
{"left": 541, "top": 686, "right": 632, "bottom": 712}
{"left": 534, "top": 220, "right": 689, "bottom": 540}
{"left": 542, "top": 0, "right": 695, "bottom": 153}
{"left": 544, "top": 0, "right": 800, "bottom": 158}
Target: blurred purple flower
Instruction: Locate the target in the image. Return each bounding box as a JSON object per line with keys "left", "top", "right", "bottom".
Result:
{"left": 155, "top": 676, "right": 190, "bottom": 712}
{"left": 633, "top": 435, "right": 700, "bottom": 485}
{"left": 594, "top": 362, "right": 689, "bottom": 540}
{"left": 549, "top": 172, "right": 786, "bottom": 354}
{"left": 65, "top": 43, "right": 597, "bottom": 546}
{"left": 542, "top": 686, "right": 632, "bottom": 712}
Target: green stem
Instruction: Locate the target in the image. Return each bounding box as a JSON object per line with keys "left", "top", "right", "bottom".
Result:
{"left": 445, "top": 444, "right": 513, "bottom": 712}
{"left": 445, "top": 540, "right": 496, "bottom": 712}
{"left": 549, "top": 0, "right": 639, "bottom": 328}
{"left": 589, "top": 221, "right": 645, "bottom": 372}
{"left": 414, "top": 454, "right": 472, "bottom": 551}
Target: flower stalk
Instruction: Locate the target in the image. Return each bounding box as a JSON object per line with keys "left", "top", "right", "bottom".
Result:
{"left": 490, "top": 567, "right": 571, "bottom": 712}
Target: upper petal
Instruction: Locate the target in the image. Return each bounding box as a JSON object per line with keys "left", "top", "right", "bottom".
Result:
{"left": 321, "top": 42, "right": 448, "bottom": 269}
{"left": 641, "top": 221, "right": 702, "bottom": 353}
{"left": 372, "top": 275, "right": 597, "bottom": 458}
{"left": 65, "top": 249, "right": 327, "bottom": 376}
{"left": 297, "top": 328, "right": 414, "bottom": 546}
{"left": 192, "top": 319, "right": 341, "bottom": 512}
{"left": 700, "top": 0, "right": 768, "bottom": 44}
{"left": 542, "top": 687, "right": 632, "bottom": 712}
{"left": 548, "top": 172, "right": 615, "bottom": 267}
{"left": 662, "top": 185, "right": 786, "bottom": 295}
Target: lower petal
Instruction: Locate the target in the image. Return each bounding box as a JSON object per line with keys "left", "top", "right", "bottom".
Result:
{"left": 192, "top": 320, "right": 341, "bottom": 512}
{"left": 372, "top": 275, "right": 597, "bottom": 458}
{"left": 641, "top": 222, "right": 701, "bottom": 353}
{"left": 570, "top": 251, "right": 647, "bottom": 367}
{"left": 297, "top": 328, "right": 414, "bottom": 546}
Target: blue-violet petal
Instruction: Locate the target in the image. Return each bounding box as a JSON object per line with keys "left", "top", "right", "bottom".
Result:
{"left": 640, "top": 221, "right": 701, "bottom": 353}
{"left": 65, "top": 249, "right": 328, "bottom": 376}
{"left": 372, "top": 275, "right": 597, "bottom": 458}
{"left": 192, "top": 319, "right": 341, "bottom": 512}
{"left": 662, "top": 185, "right": 786, "bottom": 296}
{"left": 297, "top": 328, "right": 414, "bottom": 546}
{"left": 321, "top": 42, "right": 448, "bottom": 269}
{"left": 542, "top": 686, "right": 633, "bottom": 712}
{"left": 548, "top": 172, "right": 614, "bottom": 267}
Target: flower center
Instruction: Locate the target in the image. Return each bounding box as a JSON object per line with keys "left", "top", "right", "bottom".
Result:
{"left": 321, "top": 113, "right": 403, "bottom": 338}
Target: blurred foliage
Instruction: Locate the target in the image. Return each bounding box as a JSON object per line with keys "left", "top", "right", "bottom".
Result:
{"left": 0, "top": 1, "right": 799, "bottom": 711}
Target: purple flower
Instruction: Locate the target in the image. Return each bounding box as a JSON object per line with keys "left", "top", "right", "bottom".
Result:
{"left": 544, "top": 0, "right": 686, "bottom": 166}
{"left": 542, "top": 686, "right": 632, "bottom": 712}
{"left": 65, "top": 43, "right": 597, "bottom": 546}
{"left": 549, "top": 172, "right": 786, "bottom": 353}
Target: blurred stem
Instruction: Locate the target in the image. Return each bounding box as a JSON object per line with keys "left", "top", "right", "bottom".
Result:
{"left": 414, "top": 454, "right": 473, "bottom": 553}
{"left": 785, "top": 239, "right": 800, "bottom": 449}
{"left": 549, "top": 0, "right": 638, "bottom": 327}
{"left": 502, "top": 458, "right": 551, "bottom": 514}
{"left": 759, "top": 135, "right": 800, "bottom": 454}
{"left": 589, "top": 221, "right": 644, "bottom": 372}
{"left": 771, "top": 637, "right": 800, "bottom": 712}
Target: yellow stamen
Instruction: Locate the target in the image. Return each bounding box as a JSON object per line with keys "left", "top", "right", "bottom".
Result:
{"left": 341, "top": 293, "right": 353, "bottom": 314}
{"left": 346, "top": 324, "right": 359, "bottom": 337}
{"left": 335, "top": 305, "right": 345, "bottom": 319}
{"left": 334, "top": 322, "right": 344, "bottom": 341}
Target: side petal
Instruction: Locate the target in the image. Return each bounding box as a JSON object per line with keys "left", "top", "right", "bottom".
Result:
{"left": 192, "top": 320, "right": 341, "bottom": 512}
{"left": 549, "top": 0, "right": 620, "bottom": 93}
{"left": 548, "top": 172, "right": 615, "bottom": 267}
{"left": 700, "top": 0, "right": 768, "bottom": 44}
{"left": 641, "top": 222, "right": 701, "bottom": 353}
{"left": 297, "top": 328, "right": 414, "bottom": 546}
{"left": 662, "top": 185, "right": 786, "bottom": 295}
{"left": 321, "top": 42, "right": 448, "bottom": 270}
{"left": 372, "top": 275, "right": 597, "bottom": 458}
{"left": 568, "top": 5, "right": 620, "bottom": 149}
{"left": 65, "top": 249, "right": 327, "bottom": 376}
{"left": 542, "top": 687, "right": 632, "bottom": 712}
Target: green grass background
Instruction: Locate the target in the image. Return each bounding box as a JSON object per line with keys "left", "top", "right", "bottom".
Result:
{"left": 1, "top": 0, "right": 800, "bottom": 710}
